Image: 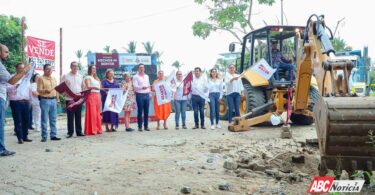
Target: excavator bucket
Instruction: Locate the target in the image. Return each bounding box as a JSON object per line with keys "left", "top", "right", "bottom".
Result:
{"left": 314, "top": 96, "right": 375, "bottom": 176}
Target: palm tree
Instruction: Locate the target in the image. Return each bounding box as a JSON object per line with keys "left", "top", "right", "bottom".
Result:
{"left": 123, "top": 41, "right": 137, "bottom": 53}
{"left": 103, "top": 45, "right": 110, "bottom": 53}
{"left": 155, "top": 51, "right": 164, "bottom": 70}
{"left": 142, "top": 41, "right": 154, "bottom": 55}
{"left": 75, "top": 49, "right": 83, "bottom": 64}
{"left": 172, "top": 60, "right": 181, "bottom": 70}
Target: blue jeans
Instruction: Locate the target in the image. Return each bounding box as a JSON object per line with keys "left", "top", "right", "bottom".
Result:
{"left": 209, "top": 92, "right": 220, "bottom": 125}
{"left": 274, "top": 62, "right": 296, "bottom": 80}
{"left": 40, "top": 98, "right": 57, "bottom": 139}
{"left": 227, "top": 92, "right": 241, "bottom": 123}
{"left": 136, "top": 93, "right": 150, "bottom": 129}
{"left": 174, "top": 100, "right": 187, "bottom": 127}
{"left": 10, "top": 101, "right": 30, "bottom": 140}
{"left": 0, "top": 98, "right": 6, "bottom": 151}
{"left": 192, "top": 95, "right": 205, "bottom": 127}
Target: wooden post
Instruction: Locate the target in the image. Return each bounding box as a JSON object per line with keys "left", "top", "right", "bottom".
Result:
{"left": 59, "top": 28, "right": 63, "bottom": 81}
{"left": 21, "top": 17, "right": 25, "bottom": 64}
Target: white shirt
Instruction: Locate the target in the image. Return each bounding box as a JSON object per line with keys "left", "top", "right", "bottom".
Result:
{"left": 61, "top": 72, "right": 83, "bottom": 100}
{"left": 192, "top": 76, "right": 208, "bottom": 96}
{"left": 207, "top": 78, "right": 223, "bottom": 98}
{"left": 6, "top": 74, "right": 31, "bottom": 101}
{"left": 84, "top": 76, "right": 100, "bottom": 93}
{"left": 174, "top": 80, "right": 188, "bottom": 101}
{"left": 132, "top": 73, "right": 151, "bottom": 94}
{"left": 31, "top": 83, "right": 39, "bottom": 104}
{"left": 225, "top": 73, "right": 244, "bottom": 95}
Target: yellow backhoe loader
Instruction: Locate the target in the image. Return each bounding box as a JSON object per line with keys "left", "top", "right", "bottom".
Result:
{"left": 228, "top": 14, "right": 375, "bottom": 181}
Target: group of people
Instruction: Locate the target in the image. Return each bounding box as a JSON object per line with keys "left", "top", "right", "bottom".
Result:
{"left": 0, "top": 42, "right": 245, "bottom": 158}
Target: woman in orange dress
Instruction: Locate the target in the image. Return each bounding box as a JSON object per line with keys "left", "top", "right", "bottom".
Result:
{"left": 84, "top": 65, "right": 102, "bottom": 135}
{"left": 152, "top": 70, "right": 171, "bottom": 130}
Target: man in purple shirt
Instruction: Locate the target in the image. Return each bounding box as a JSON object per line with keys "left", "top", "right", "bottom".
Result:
{"left": 132, "top": 64, "right": 151, "bottom": 131}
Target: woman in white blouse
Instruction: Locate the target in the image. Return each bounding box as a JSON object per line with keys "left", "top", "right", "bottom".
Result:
{"left": 84, "top": 65, "right": 102, "bottom": 135}
{"left": 31, "top": 74, "right": 41, "bottom": 132}
{"left": 208, "top": 68, "right": 223, "bottom": 130}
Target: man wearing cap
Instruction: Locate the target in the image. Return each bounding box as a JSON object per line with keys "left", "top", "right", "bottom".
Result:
{"left": 271, "top": 41, "right": 295, "bottom": 80}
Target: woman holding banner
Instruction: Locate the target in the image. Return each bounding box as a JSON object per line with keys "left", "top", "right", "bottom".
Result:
{"left": 84, "top": 65, "right": 102, "bottom": 135}
{"left": 101, "top": 69, "right": 120, "bottom": 132}
{"left": 152, "top": 70, "right": 171, "bottom": 130}
{"left": 121, "top": 73, "right": 136, "bottom": 132}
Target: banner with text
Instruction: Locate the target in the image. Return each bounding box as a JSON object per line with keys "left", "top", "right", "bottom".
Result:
{"left": 155, "top": 81, "right": 172, "bottom": 106}
{"left": 119, "top": 55, "right": 152, "bottom": 65}
{"left": 103, "top": 89, "right": 128, "bottom": 113}
{"left": 250, "top": 58, "right": 276, "bottom": 80}
{"left": 96, "top": 53, "right": 119, "bottom": 68}
{"left": 27, "top": 36, "right": 55, "bottom": 70}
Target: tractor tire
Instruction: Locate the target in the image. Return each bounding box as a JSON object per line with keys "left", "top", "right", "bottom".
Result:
{"left": 219, "top": 99, "right": 228, "bottom": 120}
{"left": 243, "top": 83, "right": 267, "bottom": 118}
{"left": 290, "top": 86, "right": 320, "bottom": 125}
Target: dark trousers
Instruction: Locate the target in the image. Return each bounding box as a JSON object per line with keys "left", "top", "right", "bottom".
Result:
{"left": 66, "top": 102, "right": 82, "bottom": 136}
{"left": 28, "top": 105, "right": 33, "bottom": 129}
{"left": 10, "top": 100, "right": 30, "bottom": 140}
{"left": 192, "top": 95, "right": 205, "bottom": 127}
{"left": 136, "top": 93, "right": 150, "bottom": 128}
{"left": 227, "top": 92, "right": 241, "bottom": 123}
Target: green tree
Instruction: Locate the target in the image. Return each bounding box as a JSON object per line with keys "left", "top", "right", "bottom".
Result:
{"left": 172, "top": 60, "right": 181, "bottom": 70}
{"left": 123, "top": 41, "right": 137, "bottom": 53}
{"left": 214, "top": 58, "right": 230, "bottom": 72}
{"left": 103, "top": 45, "right": 110, "bottom": 53}
{"left": 192, "top": 0, "right": 275, "bottom": 43}
{"left": 75, "top": 49, "right": 83, "bottom": 71}
{"left": 155, "top": 51, "right": 164, "bottom": 70}
{"left": 142, "top": 41, "right": 154, "bottom": 54}
{"left": 0, "top": 15, "right": 27, "bottom": 73}
{"left": 332, "top": 37, "right": 352, "bottom": 51}
{"left": 111, "top": 49, "right": 118, "bottom": 53}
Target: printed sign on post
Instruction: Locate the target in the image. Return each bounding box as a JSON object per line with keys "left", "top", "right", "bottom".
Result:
{"left": 27, "top": 36, "right": 55, "bottom": 70}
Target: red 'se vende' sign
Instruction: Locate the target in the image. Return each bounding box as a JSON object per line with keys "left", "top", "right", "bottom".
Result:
{"left": 27, "top": 36, "right": 55, "bottom": 61}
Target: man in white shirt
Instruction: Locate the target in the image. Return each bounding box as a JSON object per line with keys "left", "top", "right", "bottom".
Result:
{"left": 191, "top": 67, "right": 208, "bottom": 129}
{"left": 7, "top": 63, "right": 33, "bottom": 144}
{"left": 132, "top": 64, "right": 151, "bottom": 131}
{"left": 61, "top": 62, "right": 85, "bottom": 138}
{"left": 225, "top": 64, "right": 244, "bottom": 123}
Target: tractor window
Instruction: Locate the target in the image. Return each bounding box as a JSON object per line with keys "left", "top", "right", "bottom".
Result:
{"left": 281, "top": 37, "right": 296, "bottom": 63}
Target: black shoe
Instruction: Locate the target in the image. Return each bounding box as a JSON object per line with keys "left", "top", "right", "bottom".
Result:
{"left": 23, "top": 138, "right": 32, "bottom": 142}
{"left": 182, "top": 126, "right": 187, "bottom": 129}
{"left": 144, "top": 128, "right": 150, "bottom": 131}
{"left": 126, "top": 128, "right": 134, "bottom": 132}
{"left": 138, "top": 128, "right": 143, "bottom": 132}
{"left": 51, "top": 137, "right": 61, "bottom": 141}
{"left": 192, "top": 126, "right": 199, "bottom": 129}
{"left": 201, "top": 126, "right": 206, "bottom": 129}
{"left": 29, "top": 127, "right": 34, "bottom": 130}
{"left": 0, "top": 150, "right": 16, "bottom": 157}
{"left": 77, "top": 133, "right": 86, "bottom": 137}
{"left": 66, "top": 134, "right": 73, "bottom": 138}
{"left": 18, "top": 139, "right": 24, "bottom": 144}
{"left": 111, "top": 128, "right": 117, "bottom": 132}
{"left": 41, "top": 138, "right": 47, "bottom": 142}
{"left": 176, "top": 126, "right": 179, "bottom": 130}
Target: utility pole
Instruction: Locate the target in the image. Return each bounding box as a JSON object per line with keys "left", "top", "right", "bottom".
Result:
{"left": 281, "top": 0, "right": 284, "bottom": 25}
{"left": 21, "top": 17, "right": 25, "bottom": 64}
{"left": 59, "top": 28, "right": 63, "bottom": 81}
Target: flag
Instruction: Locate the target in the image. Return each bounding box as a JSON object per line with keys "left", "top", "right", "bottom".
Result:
{"left": 154, "top": 81, "right": 172, "bottom": 106}
{"left": 55, "top": 81, "right": 81, "bottom": 100}
{"left": 182, "top": 71, "right": 193, "bottom": 96}
{"left": 66, "top": 90, "right": 90, "bottom": 112}
{"left": 16, "top": 63, "right": 35, "bottom": 98}
{"left": 103, "top": 89, "right": 128, "bottom": 113}
{"left": 249, "top": 58, "right": 276, "bottom": 80}
{"left": 166, "top": 70, "right": 177, "bottom": 91}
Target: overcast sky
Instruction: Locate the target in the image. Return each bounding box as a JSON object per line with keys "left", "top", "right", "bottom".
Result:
{"left": 1, "top": 0, "right": 374, "bottom": 76}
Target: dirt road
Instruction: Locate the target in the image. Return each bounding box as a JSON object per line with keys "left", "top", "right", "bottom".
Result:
{"left": 0, "top": 111, "right": 361, "bottom": 194}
